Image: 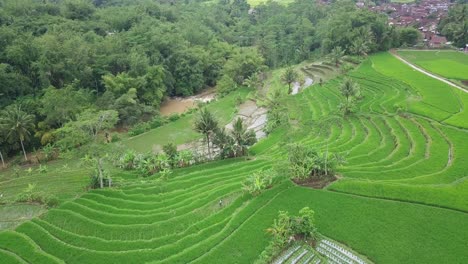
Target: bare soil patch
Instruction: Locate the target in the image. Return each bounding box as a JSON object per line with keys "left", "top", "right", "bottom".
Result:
{"left": 291, "top": 176, "right": 337, "bottom": 189}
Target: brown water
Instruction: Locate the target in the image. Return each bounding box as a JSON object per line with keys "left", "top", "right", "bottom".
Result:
{"left": 159, "top": 87, "right": 216, "bottom": 116}
{"left": 160, "top": 100, "right": 195, "bottom": 116}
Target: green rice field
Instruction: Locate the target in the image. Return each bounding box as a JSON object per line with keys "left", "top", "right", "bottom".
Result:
{"left": 0, "top": 52, "right": 467, "bottom": 263}
{"left": 398, "top": 50, "right": 468, "bottom": 80}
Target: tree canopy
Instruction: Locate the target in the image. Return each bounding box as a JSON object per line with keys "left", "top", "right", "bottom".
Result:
{"left": 0, "top": 0, "right": 409, "bottom": 158}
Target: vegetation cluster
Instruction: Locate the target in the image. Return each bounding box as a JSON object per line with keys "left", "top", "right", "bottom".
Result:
{"left": 0, "top": 0, "right": 425, "bottom": 164}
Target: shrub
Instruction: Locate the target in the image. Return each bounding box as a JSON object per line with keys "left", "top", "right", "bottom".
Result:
{"left": 168, "top": 113, "right": 180, "bottom": 122}
{"left": 177, "top": 150, "right": 194, "bottom": 167}
{"left": 116, "top": 150, "right": 137, "bottom": 170}
{"left": 259, "top": 207, "right": 319, "bottom": 263}
{"left": 36, "top": 164, "right": 48, "bottom": 174}
{"left": 14, "top": 184, "right": 60, "bottom": 208}
{"left": 111, "top": 133, "right": 121, "bottom": 142}
{"left": 42, "top": 144, "right": 56, "bottom": 162}
{"left": 163, "top": 143, "right": 178, "bottom": 168}
{"left": 149, "top": 115, "right": 168, "bottom": 129}
{"left": 13, "top": 165, "right": 21, "bottom": 177}
{"left": 128, "top": 122, "right": 151, "bottom": 136}
{"left": 242, "top": 169, "right": 281, "bottom": 196}
{"left": 45, "top": 196, "right": 60, "bottom": 208}
{"left": 287, "top": 144, "right": 345, "bottom": 180}
{"left": 134, "top": 153, "right": 171, "bottom": 177}
{"left": 290, "top": 207, "right": 318, "bottom": 242}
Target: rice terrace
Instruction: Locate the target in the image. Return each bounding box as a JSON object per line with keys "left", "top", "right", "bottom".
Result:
{"left": 0, "top": 0, "right": 467, "bottom": 264}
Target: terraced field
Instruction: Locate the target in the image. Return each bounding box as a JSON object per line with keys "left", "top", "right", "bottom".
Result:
{"left": 1, "top": 52, "right": 468, "bottom": 263}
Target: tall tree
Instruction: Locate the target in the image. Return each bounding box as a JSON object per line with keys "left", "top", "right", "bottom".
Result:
{"left": 230, "top": 117, "right": 257, "bottom": 157}
{"left": 194, "top": 108, "right": 219, "bottom": 160}
{"left": 339, "top": 78, "right": 360, "bottom": 115}
{"left": 0, "top": 106, "right": 35, "bottom": 161}
{"left": 281, "top": 67, "right": 299, "bottom": 94}
{"left": 439, "top": 4, "right": 467, "bottom": 48}
{"left": 340, "top": 78, "right": 359, "bottom": 103}
{"left": 328, "top": 46, "right": 345, "bottom": 67}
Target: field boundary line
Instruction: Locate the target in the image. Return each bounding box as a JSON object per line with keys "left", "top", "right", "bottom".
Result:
{"left": 0, "top": 248, "right": 29, "bottom": 264}
{"left": 327, "top": 188, "right": 468, "bottom": 214}
{"left": 188, "top": 185, "right": 291, "bottom": 263}
{"left": 390, "top": 50, "right": 468, "bottom": 94}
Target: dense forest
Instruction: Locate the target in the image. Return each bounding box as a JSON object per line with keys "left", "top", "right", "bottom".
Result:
{"left": 0, "top": 0, "right": 448, "bottom": 161}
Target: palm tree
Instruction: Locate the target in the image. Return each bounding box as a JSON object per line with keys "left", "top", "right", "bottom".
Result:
{"left": 194, "top": 108, "right": 218, "bottom": 160}
{"left": 1, "top": 106, "right": 35, "bottom": 161}
{"left": 339, "top": 78, "right": 360, "bottom": 115}
{"left": 329, "top": 46, "right": 345, "bottom": 67}
{"left": 281, "top": 67, "right": 298, "bottom": 94}
{"left": 231, "top": 117, "right": 256, "bottom": 157}
{"left": 212, "top": 127, "right": 235, "bottom": 159}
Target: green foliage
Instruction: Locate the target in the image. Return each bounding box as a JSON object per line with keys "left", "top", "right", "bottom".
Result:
{"left": 128, "top": 122, "right": 151, "bottom": 137}
{"left": 266, "top": 207, "right": 318, "bottom": 247}
{"left": 39, "top": 85, "right": 91, "bottom": 127}
{"left": 36, "top": 165, "right": 47, "bottom": 174}
{"left": 217, "top": 75, "right": 239, "bottom": 96}
{"left": 168, "top": 113, "right": 180, "bottom": 122}
{"left": 116, "top": 151, "right": 172, "bottom": 178}
{"left": 14, "top": 184, "right": 59, "bottom": 208}
{"left": 264, "top": 89, "right": 288, "bottom": 134}
{"left": 281, "top": 67, "right": 299, "bottom": 94}
{"left": 242, "top": 169, "right": 281, "bottom": 196}
{"left": 163, "top": 143, "right": 178, "bottom": 168}
{"left": 194, "top": 108, "right": 219, "bottom": 160}
{"left": 328, "top": 46, "right": 345, "bottom": 66}
{"left": 41, "top": 144, "right": 55, "bottom": 162}
{"left": 288, "top": 144, "right": 345, "bottom": 180}
{"left": 63, "top": 0, "right": 95, "bottom": 20}
{"left": 116, "top": 149, "right": 137, "bottom": 170}
{"left": 149, "top": 115, "right": 168, "bottom": 129}
{"left": 0, "top": 105, "right": 35, "bottom": 161}
{"left": 438, "top": 4, "right": 468, "bottom": 48}
{"left": 212, "top": 118, "right": 257, "bottom": 159}
{"left": 54, "top": 109, "right": 119, "bottom": 150}
{"left": 339, "top": 78, "right": 361, "bottom": 115}
{"left": 223, "top": 49, "right": 266, "bottom": 85}
{"left": 291, "top": 207, "right": 318, "bottom": 241}
{"left": 398, "top": 27, "right": 421, "bottom": 46}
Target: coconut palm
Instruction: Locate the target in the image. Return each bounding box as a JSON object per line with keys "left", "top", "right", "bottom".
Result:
{"left": 329, "top": 46, "right": 345, "bottom": 67}
{"left": 281, "top": 67, "right": 298, "bottom": 94}
{"left": 194, "top": 108, "right": 218, "bottom": 160}
{"left": 231, "top": 117, "right": 257, "bottom": 157}
{"left": 212, "top": 127, "right": 235, "bottom": 159}
{"left": 0, "top": 106, "right": 35, "bottom": 161}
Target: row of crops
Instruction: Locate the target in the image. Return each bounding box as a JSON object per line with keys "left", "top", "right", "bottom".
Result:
{"left": 0, "top": 52, "right": 467, "bottom": 263}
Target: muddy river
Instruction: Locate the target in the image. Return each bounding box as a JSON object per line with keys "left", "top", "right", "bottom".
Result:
{"left": 159, "top": 88, "right": 216, "bottom": 116}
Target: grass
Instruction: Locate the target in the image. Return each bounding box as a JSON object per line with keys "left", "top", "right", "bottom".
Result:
{"left": 371, "top": 53, "right": 461, "bottom": 121}
{"left": 122, "top": 88, "right": 251, "bottom": 153}
{"left": 398, "top": 50, "right": 468, "bottom": 80}
{"left": 0, "top": 204, "right": 45, "bottom": 231}
{"left": 0, "top": 51, "right": 468, "bottom": 263}
{"left": 0, "top": 159, "right": 90, "bottom": 202}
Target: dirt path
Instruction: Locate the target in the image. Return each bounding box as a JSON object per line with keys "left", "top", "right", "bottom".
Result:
{"left": 291, "top": 77, "right": 314, "bottom": 95}
{"left": 390, "top": 51, "right": 467, "bottom": 94}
